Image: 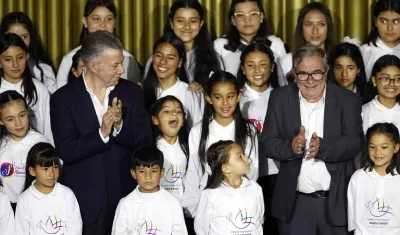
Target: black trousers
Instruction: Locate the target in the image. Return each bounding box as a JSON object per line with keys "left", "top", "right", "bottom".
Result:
{"left": 82, "top": 191, "right": 115, "bottom": 235}
{"left": 257, "top": 174, "right": 279, "bottom": 235}
{"left": 279, "top": 193, "right": 350, "bottom": 235}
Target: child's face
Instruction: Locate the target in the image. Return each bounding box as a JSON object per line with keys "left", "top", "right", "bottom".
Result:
{"left": 152, "top": 100, "right": 184, "bottom": 141}
{"left": 83, "top": 6, "right": 115, "bottom": 34}
{"left": 372, "top": 65, "right": 400, "bottom": 100}
{"left": 231, "top": 1, "right": 263, "bottom": 39}
{"left": 302, "top": 10, "right": 328, "bottom": 49}
{"left": 368, "top": 133, "right": 399, "bottom": 171}
{"left": 333, "top": 56, "right": 359, "bottom": 90}
{"left": 152, "top": 42, "right": 182, "bottom": 81}
{"left": 131, "top": 165, "right": 165, "bottom": 193}
{"left": 72, "top": 59, "right": 85, "bottom": 78}
{"left": 223, "top": 143, "right": 250, "bottom": 176}
{"left": 241, "top": 51, "right": 273, "bottom": 90}
{"left": 375, "top": 10, "right": 400, "bottom": 46}
{"left": 7, "top": 23, "right": 31, "bottom": 48}
{"left": 0, "top": 100, "right": 29, "bottom": 142}
{"left": 170, "top": 8, "right": 203, "bottom": 47}
{"left": 0, "top": 45, "right": 28, "bottom": 82}
{"left": 206, "top": 82, "right": 241, "bottom": 121}
{"left": 29, "top": 164, "right": 60, "bottom": 194}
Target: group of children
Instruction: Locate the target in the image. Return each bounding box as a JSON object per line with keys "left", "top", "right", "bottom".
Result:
{"left": 0, "top": 0, "right": 399, "bottom": 234}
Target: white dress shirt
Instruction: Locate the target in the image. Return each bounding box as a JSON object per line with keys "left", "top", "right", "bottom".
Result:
{"left": 82, "top": 73, "right": 122, "bottom": 142}
{"left": 297, "top": 87, "right": 331, "bottom": 193}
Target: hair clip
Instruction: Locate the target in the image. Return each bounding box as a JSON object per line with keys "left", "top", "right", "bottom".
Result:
{"left": 342, "top": 36, "right": 361, "bottom": 47}
{"left": 206, "top": 163, "right": 212, "bottom": 176}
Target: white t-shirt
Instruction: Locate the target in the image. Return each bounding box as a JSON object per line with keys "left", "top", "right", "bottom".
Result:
{"left": 111, "top": 186, "right": 188, "bottom": 235}
{"left": 213, "top": 35, "right": 287, "bottom": 77}
{"left": 157, "top": 137, "right": 187, "bottom": 202}
{"left": 348, "top": 168, "right": 400, "bottom": 235}
{"left": 194, "top": 177, "right": 264, "bottom": 235}
{"left": 240, "top": 84, "right": 279, "bottom": 176}
{"left": 182, "top": 120, "right": 258, "bottom": 217}
{"left": 362, "top": 97, "right": 400, "bottom": 134}
{"left": 0, "top": 130, "right": 49, "bottom": 203}
{"left": 360, "top": 38, "right": 400, "bottom": 80}
{"left": 0, "top": 78, "right": 53, "bottom": 144}
{"left": 15, "top": 182, "right": 82, "bottom": 235}
{"left": 0, "top": 191, "right": 14, "bottom": 234}
{"left": 277, "top": 52, "right": 292, "bottom": 86}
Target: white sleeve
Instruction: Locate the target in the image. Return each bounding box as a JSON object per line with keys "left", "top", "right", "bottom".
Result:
{"left": 182, "top": 127, "right": 203, "bottom": 217}
{"left": 194, "top": 191, "right": 213, "bottom": 235}
{"left": 122, "top": 55, "right": 141, "bottom": 83}
{"left": 359, "top": 44, "right": 371, "bottom": 79}
{"left": 172, "top": 200, "right": 189, "bottom": 235}
{"left": 15, "top": 196, "right": 30, "bottom": 235}
{"left": 246, "top": 131, "right": 259, "bottom": 181}
{"left": 276, "top": 57, "right": 288, "bottom": 86}
{"left": 65, "top": 191, "right": 83, "bottom": 234}
{"left": 56, "top": 54, "right": 73, "bottom": 89}
{"left": 347, "top": 174, "right": 357, "bottom": 232}
{"left": 0, "top": 194, "right": 15, "bottom": 234}
{"left": 111, "top": 200, "right": 129, "bottom": 235}
{"left": 35, "top": 86, "right": 54, "bottom": 145}
{"left": 185, "top": 91, "right": 204, "bottom": 127}
{"left": 258, "top": 185, "right": 265, "bottom": 226}
{"left": 33, "top": 63, "right": 57, "bottom": 94}
{"left": 269, "top": 35, "right": 287, "bottom": 59}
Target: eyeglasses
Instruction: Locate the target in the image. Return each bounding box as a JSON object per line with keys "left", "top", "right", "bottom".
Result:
{"left": 377, "top": 76, "right": 400, "bottom": 86}
{"left": 233, "top": 12, "right": 261, "bottom": 21}
{"left": 295, "top": 71, "right": 326, "bottom": 81}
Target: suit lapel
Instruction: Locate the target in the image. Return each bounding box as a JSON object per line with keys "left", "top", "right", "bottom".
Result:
{"left": 75, "top": 77, "right": 100, "bottom": 128}
{"left": 323, "top": 83, "right": 337, "bottom": 140}
{"left": 289, "top": 84, "right": 302, "bottom": 135}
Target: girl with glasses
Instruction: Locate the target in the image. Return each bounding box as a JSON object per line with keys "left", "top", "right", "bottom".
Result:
{"left": 362, "top": 55, "right": 400, "bottom": 134}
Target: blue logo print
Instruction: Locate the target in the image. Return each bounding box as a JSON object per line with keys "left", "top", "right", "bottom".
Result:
{"left": 164, "top": 165, "right": 183, "bottom": 183}
{"left": 227, "top": 209, "right": 255, "bottom": 229}
{"left": 36, "top": 215, "right": 65, "bottom": 234}
{"left": 367, "top": 198, "right": 395, "bottom": 217}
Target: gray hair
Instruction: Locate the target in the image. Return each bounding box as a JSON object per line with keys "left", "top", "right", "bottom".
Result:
{"left": 80, "top": 31, "right": 123, "bottom": 66}
{"left": 292, "top": 45, "right": 327, "bottom": 69}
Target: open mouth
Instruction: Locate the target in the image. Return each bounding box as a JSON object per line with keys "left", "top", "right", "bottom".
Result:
{"left": 169, "top": 120, "right": 178, "bottom": 128}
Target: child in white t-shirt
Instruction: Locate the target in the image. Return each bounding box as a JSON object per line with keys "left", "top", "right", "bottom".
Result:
{"left": 0, "top": 179, "right": 14, "bottom": 234}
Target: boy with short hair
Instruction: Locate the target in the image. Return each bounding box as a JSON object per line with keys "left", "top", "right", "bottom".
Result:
{"left": 111, "top": 146, "right": 188, "bottom": 235}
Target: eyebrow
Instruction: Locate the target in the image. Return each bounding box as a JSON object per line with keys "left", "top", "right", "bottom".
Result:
{"left": 380, "top": 73, "right": 400, "bottom": 77}
{"left": 175, "top": 16, "right": 200, "bottom": 20}
{"left": 212, "top": 92, "right": 236, "bottom": 96}
{"left": 155, "top": 51, "right": 177, "bottom": 56}
{"left": 235, "top": 9, "right": 260, "bottom": 13}
{"left": 378, "top": 17, "right": 400, "bottom": 20}
{"left": 5, "top": 110, "right": 27, "bottom": 119}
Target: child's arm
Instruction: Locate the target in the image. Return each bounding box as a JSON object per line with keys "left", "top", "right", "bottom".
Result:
{"left": 0, "top": 194, "right": 15, "bottom": 234}
{"left": 15, "top": 197, "right": 30, "bottom": 235}
{"left": 258, "top": 185, "right": 265, "bottom": 227}
{"left": 347, "top": 173, "right": 357, "bottom": 232}
{"left": 247, "top": 130, "right": 259, "bottom": 181}
{"left": 172, "top": 200, "right": 189, "bottom": 235}
{"left": 111, "top": 200, "right": 129, "bottom": 235}
{"left": 194, "top": 191, "right": 213, "bottom": 235}
{"left": 65, "top": 190, "right": 83, "bottom": 234}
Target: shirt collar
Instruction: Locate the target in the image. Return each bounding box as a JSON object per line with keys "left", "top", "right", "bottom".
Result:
{"left": 133, "top": 185, "right": 163, "bottom": 203}
{"left": 29, "top": 180, "right": 59, "bottom": 199}
{"left": 82, "top": 71, "right": 115, "bottom": 94}
{"left": 366, "top": 168, "right": 398, "bottom": 179}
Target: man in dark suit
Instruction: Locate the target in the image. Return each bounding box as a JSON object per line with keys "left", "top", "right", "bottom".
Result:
{"left": 260, "top": 45, "right": 363, "bottom": 235}
{"left": 50, "top": 31, "right": 152, "bottom": 235}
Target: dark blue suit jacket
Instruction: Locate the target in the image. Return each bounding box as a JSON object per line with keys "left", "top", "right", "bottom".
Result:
{"left": 50, "top": 78, "right": 152, "bottom": 225}
{"left": 259, "top": 83, "right": 363, "bottom": 226}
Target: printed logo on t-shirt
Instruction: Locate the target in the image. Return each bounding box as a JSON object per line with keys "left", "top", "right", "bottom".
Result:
{"left": 135, "top": 220, "right": 162, "bottom": 234}
{"left": 0, "top": 161, "right": 25, "bottom": 178}
{"left": 225, "top": 208, "right": 257, "bottom": 234}
{"left": 0, "top": 162, "right": 14, "bottom": 177}
{"left": 164, "top": 164, "right": 183, "bottom": 183}
{"left": 364, "top": 197, "right": 400, "bottom": 229}
{"left": 36, "top": 214, "right": 65, "bottom": 234}
{"left": 248, "top": 118, "right": 263, "bottom": 133}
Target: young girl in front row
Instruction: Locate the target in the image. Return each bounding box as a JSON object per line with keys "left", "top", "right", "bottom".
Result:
{"left": 237, "top": 40, "right": 279, "bottom": 235}
{"left": 362, "top": 55, "right": 400, "bottom": 134}
{"left": 0, "top": 33, "right": 53, "bottom": 144}
{"left": 182, "top": 71, "right": 258, "bottom": 218}
{"left": 0, "top": 90, "right": 48, "bottom": 211}
{"left": 194, "top": 140, "right": 264, "bottom": 235}
{"left": 0, "top": 179, "right": 14, "bottom": 234}
{"left": 15, "top": 142, "right": 82, "bottom": 234}
{"left": 348, "top": 123, "right": 400, "bottom": 235}
{"left": 150, "top": 95, "right": 189, "bottom": 202}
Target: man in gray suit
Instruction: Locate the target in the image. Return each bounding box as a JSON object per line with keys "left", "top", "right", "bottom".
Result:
{"left": 260, "top": 45, "right": 363, "bottom": 235}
